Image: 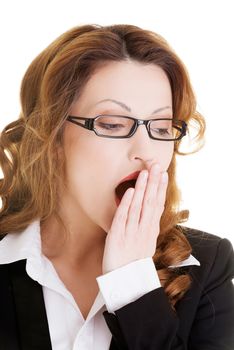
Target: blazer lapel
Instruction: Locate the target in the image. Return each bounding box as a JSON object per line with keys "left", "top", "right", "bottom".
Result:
{"left": 8, "top": 259, "right": 120, "bottom": 350}
{"left": 9, "top": 260, "right": 52, "bottom": 350}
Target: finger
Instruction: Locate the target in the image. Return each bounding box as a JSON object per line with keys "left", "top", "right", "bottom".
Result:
{"left": 139, "top": 164, "right": 161, "bottom": 227}
{"left": 156, "top": 172, "right": 168, "bottom": 216}
{"left": 150, "top": 171, "right": 168, "bottom": 230}
{"left": 110, "top": 187, "right": 135, "bottom": 235}
{"left": 125, "top": 170, "right": 148, "bottom": 233}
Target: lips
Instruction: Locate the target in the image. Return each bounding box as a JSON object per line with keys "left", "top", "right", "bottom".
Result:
{"left": 119, "top": 171, "right": 141, "bottom": 184}
{"left": 115, "top": 170, "right": 141, "bottom": 206}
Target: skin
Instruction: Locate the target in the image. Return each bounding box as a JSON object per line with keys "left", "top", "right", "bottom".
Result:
{"left": 41, "top": 60, "right": 174, "bottom": 279}
{"left": 102, "top": 164, "right": 168, "bottom": 274}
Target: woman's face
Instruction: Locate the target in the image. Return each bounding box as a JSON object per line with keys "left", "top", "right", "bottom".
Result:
{"left": 61, "top": 60, "right": 174, "bottom": 233}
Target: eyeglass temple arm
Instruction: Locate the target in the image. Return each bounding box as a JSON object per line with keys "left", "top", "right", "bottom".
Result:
{"left": 67, "top": 116, "right": 94, "bottom": 130}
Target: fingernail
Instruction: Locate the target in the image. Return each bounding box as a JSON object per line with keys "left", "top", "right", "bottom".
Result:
{"left": 152, "top": 164, "right": 160, "bottom": 174}
{"left": 140, "top": 170, "right": 148, "bottom": 180}
{"left": 161, "top": 172, "right": 168, "bottom": 183}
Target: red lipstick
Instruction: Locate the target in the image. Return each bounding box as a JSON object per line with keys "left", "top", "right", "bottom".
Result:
{"left": 118, "top": 171, "right": 141, "bottom": 185}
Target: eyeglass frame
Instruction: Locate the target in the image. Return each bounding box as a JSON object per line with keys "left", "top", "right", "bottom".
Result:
{"left": 66, "top": 114, "right": 187, "bottom": 141}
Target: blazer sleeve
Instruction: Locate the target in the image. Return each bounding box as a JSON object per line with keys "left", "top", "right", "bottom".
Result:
{"left": 102, "top": 238, "right": 234, "bottom": 350}
{"left": 188, "top": 238, "right": 234, "bottom": 349}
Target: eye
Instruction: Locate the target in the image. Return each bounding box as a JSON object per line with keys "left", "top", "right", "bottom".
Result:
{"left": 152, "top": 128, "right": 170, "bottom": 136}
{"left": 98, "top": 122, "right": 124, "bottom": 130}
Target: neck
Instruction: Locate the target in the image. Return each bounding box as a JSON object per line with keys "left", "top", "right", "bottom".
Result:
{"left": 40, "top": 213, "right": 106, "bottom": 270}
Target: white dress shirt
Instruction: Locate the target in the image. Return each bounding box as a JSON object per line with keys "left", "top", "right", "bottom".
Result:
{"left": 0, "top": 220, "right": 200, "bottom": 350}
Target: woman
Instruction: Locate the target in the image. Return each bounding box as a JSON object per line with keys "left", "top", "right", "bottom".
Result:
{"left": 0, "top": 23, "right": 233, "bottom": 350}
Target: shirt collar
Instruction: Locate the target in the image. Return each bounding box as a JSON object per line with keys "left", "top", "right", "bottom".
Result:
{"left": 0, "top": 220, "right": 42, "bottom": 264}
{"left": 0, "top": 220, "right": 200, "bottom": 267}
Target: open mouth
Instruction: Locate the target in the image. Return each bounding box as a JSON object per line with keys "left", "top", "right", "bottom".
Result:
{"left": 115, "top": 178, "right": 138, "bottom": 206}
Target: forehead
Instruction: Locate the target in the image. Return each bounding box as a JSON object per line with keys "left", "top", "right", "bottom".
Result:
{"left": 72, "top": 61, "right": 172, "bottom": 115}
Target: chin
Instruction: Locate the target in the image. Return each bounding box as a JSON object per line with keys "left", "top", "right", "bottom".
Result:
{"left": 101, "top": 206, "right": 117, "bottom": 234}
{"left": 91, "top": 192, "right": 119, "bottom": 234}
{"left": 101, "top": 216, "right": 114, "bottom": 235}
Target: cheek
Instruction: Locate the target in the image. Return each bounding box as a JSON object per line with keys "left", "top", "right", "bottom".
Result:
{"left": 63, "top": 138, "right": 115, "bottom": 195}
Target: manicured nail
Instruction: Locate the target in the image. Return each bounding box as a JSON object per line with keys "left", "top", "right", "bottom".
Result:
{"left": 161, "top": 172, "right": 168, "bottom": 183}
{"left": 152, "top": 164, "right": 160, "bottom": 175}
{"left": 140, "top": 170, "right": 148, "bottom": 181}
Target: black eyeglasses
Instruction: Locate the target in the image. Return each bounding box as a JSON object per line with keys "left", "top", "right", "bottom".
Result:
{"left": 66, "top": 114, "right": 187, "bottom": 141}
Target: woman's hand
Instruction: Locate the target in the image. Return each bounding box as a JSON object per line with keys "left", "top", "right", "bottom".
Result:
{"left": 102, "top": 163, "right": 168, "bottom": 274}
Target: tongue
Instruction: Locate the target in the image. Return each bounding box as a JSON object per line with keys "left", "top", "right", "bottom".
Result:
{"left": 115, "top": 179, "right": 136, "bottom": 200}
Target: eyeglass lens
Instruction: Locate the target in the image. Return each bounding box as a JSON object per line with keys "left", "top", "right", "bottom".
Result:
{"left": 94, "top": 115, "right": 180, "bottom": 140}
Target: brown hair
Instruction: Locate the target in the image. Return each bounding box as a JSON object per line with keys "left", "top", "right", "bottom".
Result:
{"left": 0, "top": 24, "right": 205, "bottom": 309}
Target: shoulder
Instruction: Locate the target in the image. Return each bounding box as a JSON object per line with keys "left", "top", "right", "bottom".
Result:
{"left": 177, "top": 225, "right": 234, "bottom": 283}
{"left": 178, "top": 225, "right": 233, "bottom": 260}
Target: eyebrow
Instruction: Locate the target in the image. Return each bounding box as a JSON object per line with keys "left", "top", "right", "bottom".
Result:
{"left": 94, "top": 98, "right": 172, "bottom": 115}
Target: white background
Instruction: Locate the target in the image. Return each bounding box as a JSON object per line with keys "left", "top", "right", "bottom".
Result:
{"left": 0, "top": 0, "right": 233, "bottom": 245}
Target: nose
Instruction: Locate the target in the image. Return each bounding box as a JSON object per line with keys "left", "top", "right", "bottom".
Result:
{"left": 134, "top": 120, "right": 151, "bottom": 137}
{"left": 128, "top": 123, "right": 159, "bottom": 168}
{"left": 132, "top": 120, "right": 153, "bottom": 143}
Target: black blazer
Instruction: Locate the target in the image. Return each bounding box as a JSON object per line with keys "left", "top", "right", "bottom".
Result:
{"left": 0, "top": 226, "right": 234, "bottom": 350}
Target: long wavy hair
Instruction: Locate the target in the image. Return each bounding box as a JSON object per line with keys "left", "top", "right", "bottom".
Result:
{"left": 0, "top": 24, "right": 205, "bottom": 310}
